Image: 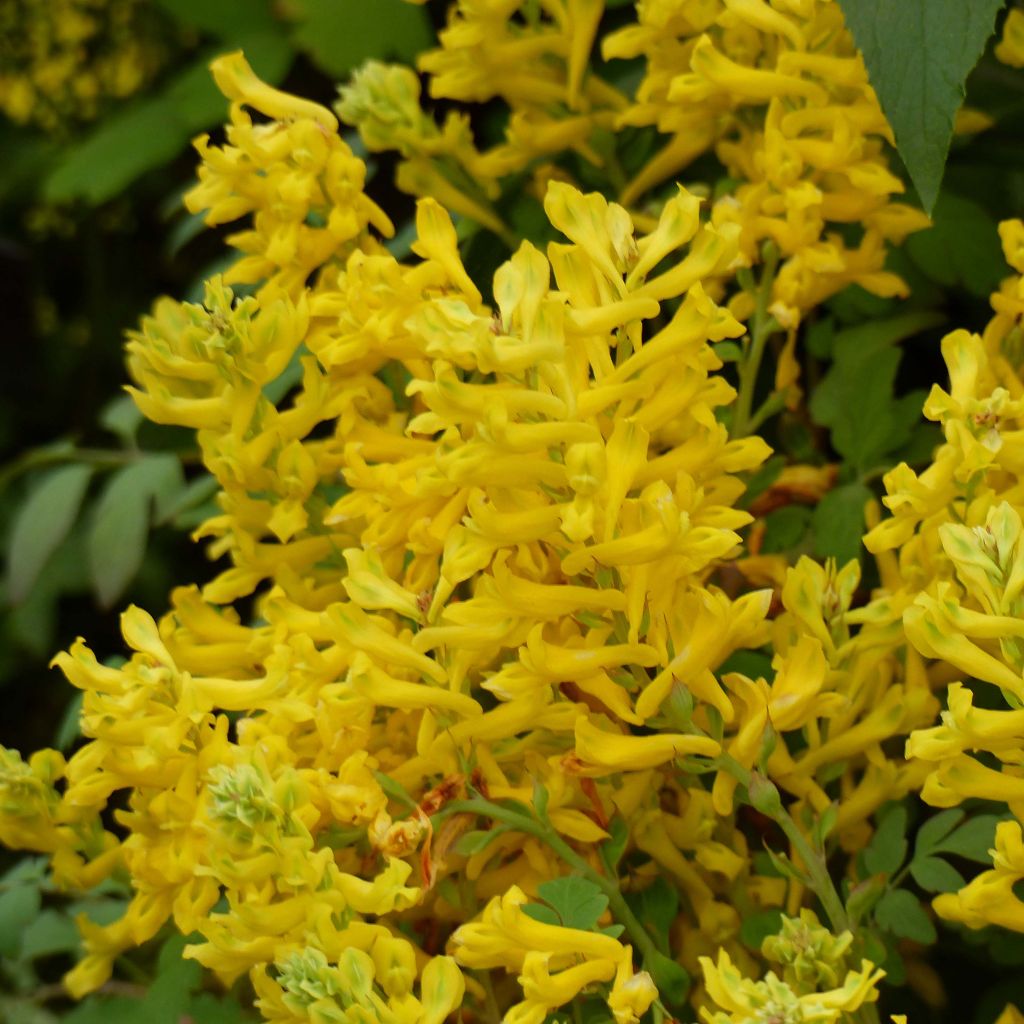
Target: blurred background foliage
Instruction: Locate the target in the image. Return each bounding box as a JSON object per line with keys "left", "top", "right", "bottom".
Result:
{"left": 3, "top": 1, "right": 1024, "bottom": 1021}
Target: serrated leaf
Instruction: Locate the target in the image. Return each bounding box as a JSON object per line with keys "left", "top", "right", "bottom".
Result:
{"left": 533, "top": 876, "right": 610, "bottom": 932}
{"left": 864, "top": 805, "right": 908, "bottom": 876}
{"left": 837, "top": 0, "right": 1005, "bottom": 212}
{"left": 289, "top": 0, "right": 432, "bottom": 78}
{"left": 914, "top": 808, "right": 965, "bottom": 856}
{"left": 812, "top": 482, "right": 871, "bottom": 565}
{"left": 909, "top": 855, "right": 965, "bottom": 893}
{"left": 87, "top": 455, "right": 185, "bottom": 608}
{"left": 6, "top": 464, "right": 92, "bottom": 602}
{"left": 934, "top": 814, "right": 1005, "bottom": 864}
{"left": 874, "top": 888, "right": 936, "bottom": 944}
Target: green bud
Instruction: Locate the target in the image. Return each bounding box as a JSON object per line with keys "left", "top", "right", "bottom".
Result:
{"left": 747, "top": 772, "right": 783, "bottom": 818}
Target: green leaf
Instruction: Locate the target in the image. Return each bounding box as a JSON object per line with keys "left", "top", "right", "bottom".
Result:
{"left": 836, "top": 0, "right": 1005, "bottom": 212}
{"left": 530, "top": 876, "right": 609, "bottom": 932}
{"left": 600, "top": 816, "right": 630, "bottom": 872}
{"left": 864, "top": 805, "right": 908, "bottom": 876}
{"left": 54, "top": 692, "right": 84, "bottom": 752}
{"left": 740, "top": 454, "right": 785, "bottom": 509}
{"left": 289, "top": 0, "right": 432, "bottom": 78}
{"left": 909, "top": 855, "right": 965, "bottom": 893}
{"left": 625, "top": 877, "right": 679, "bottom": 952}
{"left": 45, "top": 33, "right": 292, "bottom": 204}
{"left": 453, "top": 828, "right": 509, "bottom": 857}
{"left": 643, "top": 949, "right": 690, "bottom": 1007}
{"left": 874, "top": 888, "right": 937, "bottom": 944}
{"left": 0, "top": 885, "right": 42, "bottom": 956}
{"left": 761, "top": 505, "right": 812, "bottom": 554}
{"left": 810, "top": 311, "right": 942, "bottom": 471}
{"left": 740, "top": 909, "right": 784, "bottom": 953}
{"left": 99, "top": 396, "right": 144, "bottom": 446}
{"left": 906, "top": 193, "right": 1005, "bottom": 297}
{"left": 934, "top": 814, "right": 1005, "bottom": 863}
{"left": 88, "top": 455, "right": 184, "bottom": 608}
{"left": 153, "top": 0, "right": 276, "bottom": 36}
{"left": 6, "top": 464, "right": 92, "bottom": 603}
{"left": 158, "top": 473, "right": 219, "bottom": 527}
{"left": 811, "top": 482, "right": 871, "bottom": 565}
{"left": 20, "top": 909, "right": 81, "bottom": 959}
{"left": 914, "top": 808, "right": 965, "bottom": 856}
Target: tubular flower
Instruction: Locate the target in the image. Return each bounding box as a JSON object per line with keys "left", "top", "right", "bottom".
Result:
{"left": 864, "top": 220, "right": 1024, "bottom": 938}
{"left": 0, "top": 21, "right": 975, "bottom": 1024}
{"left": 602, "top": 0, "right": 927, "bottom": 325}
{"left": 185, "top": 52, "right": 393, "bottom": 302}
{"left": 699, "top": 947, "right": 884, "bottom": 1024}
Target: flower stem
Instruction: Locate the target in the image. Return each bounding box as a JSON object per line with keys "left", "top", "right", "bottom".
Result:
{"left": 714, "top": 756, "right": 849, "bottom": 933}
{"left": 442, "top": 796, "right": 665, "bottom": 969}
{"left": 732, "top": 242, "right": 780, "bottom": 438}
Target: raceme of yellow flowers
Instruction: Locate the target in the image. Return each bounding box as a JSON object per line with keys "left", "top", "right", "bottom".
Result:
{"left": 0, "top": 0, "right": 172, "bottom": 133}
{"left": 2, "top": 2, "right": 1024, "bottom": 1023}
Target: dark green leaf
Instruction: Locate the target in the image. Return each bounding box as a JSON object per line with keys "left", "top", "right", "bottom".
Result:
{"left": 740, "top": 909, "right": 784, "bottom": 953}
{"left": 643, "top": 949, "right": 690, "bottom": 1007}
{"left": 914, "top": 808, "right": 965, "bottom": 856}
{"left": 906, "top": 193, "right": 1005, "bottom": 296}
{"left": 521, "top": 902, "right": 560, "bottom": 926}
{"left": 54, "top": 692, "right": 84, "bottom": 752}
{"left": 0, "top": 885, "right": 41, "bottom": 956}
{"left": 600, "top": 815, "right": 630, "bottom": 872}
{"left": 20, "top": 909, "right": 81, "bottom": 959}
{"left": 98, "top": 396, "right": 144, "bottom": 447}
{"left": 909, "top": 855, "right": 965, "bottom": 893}
{"left": 874, "top": 888, "right": 937, "bottom": 944}
{"left": 153, "top": 0, "right": 276, "bottom": 36}
{"left": 289, "top": 0, "right": 432, "bottom": 78}
{"left": 837, "top": 0, "right": 1005, "bottom": 212}
{"left": 740, "top": 455, "right": 785, "bottom": 509}
{"left": 87, "top": 455, "right": 185, "bottom": 608}
{"left": 934, "top": 814, "right": 1005, "bottom": 863}
{"left": 864, "top": 805, "right": 908, "bottom": 876}
{"left": 532, "top": 876, "right": 610, "bottom": 932}
{"left": 810, "top": 311, "right": 942, "bottom": 471}
{"left": 45, "top": 34, "right": 292, "bottom": 204}
{"left": 7, "top": 464, "right": 92, "bottom": 603}
{"left": 625, "top": 877, "right": 679, "bottom": 952}
{"left": 453, "top": 829, "right": 508, "bottom": 857}
{"left": 761, "top": 505, "right": 812, "bottom": 554}
{"left": 811, "top": 482, "right": 871, "bottom": 565}
{"left": 158, "top": 473, "right": 219, "bottom": 527}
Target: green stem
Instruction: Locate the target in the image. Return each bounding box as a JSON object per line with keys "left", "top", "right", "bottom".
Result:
{"left": 732, "top": 243, "right": 780, "bottom": 439}
{"left": 441, "top": 797, "right": 664, "bottom": 966}
{"left": 714, "top": 756, "right": 849, "bottom": 933}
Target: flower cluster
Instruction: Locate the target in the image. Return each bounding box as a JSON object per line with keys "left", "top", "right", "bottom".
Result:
{"left": 7, "top": 0, "right": 1015, "bottom": 1020}
{"left": 862, "top": 220, "right": 1024, "bottom": 936}
{"left": 0, "top": 0, "right": 172, "bottom": 132}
